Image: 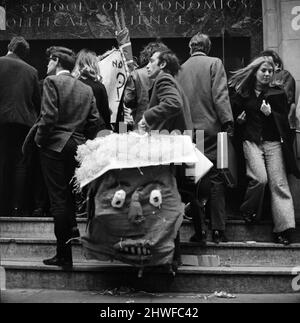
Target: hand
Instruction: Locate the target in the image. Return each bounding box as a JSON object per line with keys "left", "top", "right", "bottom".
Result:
{"left": 124, "top": 106, "right": 134, "bottom": 125}
{"left": 237, "top": 111, "right": 246, "bottom": 125}
{"left": 222, "top": 121, "right": 234, "bottom": 137}
{"left": 138, "top": 117, "right": 148, "bottom": 134}
{"left": 261, "top": 100, "right": 272, "bottom": 117}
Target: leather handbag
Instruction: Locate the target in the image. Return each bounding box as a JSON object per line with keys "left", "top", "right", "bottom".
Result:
{"left": 217, "top": 132, "right": 238, "bottom": 188}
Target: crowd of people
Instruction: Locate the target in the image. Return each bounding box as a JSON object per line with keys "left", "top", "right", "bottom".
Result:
{"left": 0, "top": 33, "right": 299, "bottom": 268}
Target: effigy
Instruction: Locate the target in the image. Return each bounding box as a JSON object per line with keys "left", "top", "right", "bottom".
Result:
{"left": 75, "top": 132, "right": 212, "bottom": 272}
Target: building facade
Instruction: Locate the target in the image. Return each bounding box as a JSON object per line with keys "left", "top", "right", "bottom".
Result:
{"left": 0, "top": 0, "right": 300, "bottom": 218}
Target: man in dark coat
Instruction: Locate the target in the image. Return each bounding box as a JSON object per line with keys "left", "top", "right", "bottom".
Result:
{"left": 138, "top": 49, "right": 193, "bottom": 133}
{"left": 0, "top": 36, "right": 41, "bottom": 217}
{"left": 138, "top": 49, "right": 193, "bottom": 267}
{"left": 123, "top": 42, "right": 169, "bottom": 128}
{"left": 35, "top": 46, "right": 101, "bottom": 268}
{"left": 177, "top": 33, "right": 234, "bottom": 244}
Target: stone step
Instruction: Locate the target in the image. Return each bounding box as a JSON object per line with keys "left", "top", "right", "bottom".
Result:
{"left": 2, "top": 238, "right": 300, "bottom": 267}
{"left": 3, "top": 289, "right": 300, "bottom": 303}
{"left": 2, "top": 259, "right": 299, "bottom": 294}
{"left": 2, "top": 217, "right": 300, "bottom": 242}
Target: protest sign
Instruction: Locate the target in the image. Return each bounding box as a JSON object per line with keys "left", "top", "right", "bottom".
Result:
{"left": 99, "top": 49, "right": 128, "bottom": 123}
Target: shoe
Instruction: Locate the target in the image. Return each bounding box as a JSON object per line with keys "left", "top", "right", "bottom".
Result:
{"left": 184, "top": 203, "right": 193, "bottom": 222}
{"left": 274, "top": 234, "right": 290, "bottom": 246}
{"left": 31, "top": 208, "right": 44, "bottom": 217}
{"left": 242, "top": 213, "right": 257, "bottom": 225}
{"left": 190, "top": 231, "right": 207, "bottom": 246}
{"left": 76, "top": 211, "right": 87, "bottom": 218}
{"left": 11, "top": 208, "right": 22, "bottom": 217}
{"left": 43, "top": 255, "right": 73, "bottom": 269}
{"left": 212, "top": 230, "right": 228, "bottom": 244}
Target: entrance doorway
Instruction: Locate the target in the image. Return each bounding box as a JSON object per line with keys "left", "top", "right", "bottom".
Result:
{"left": 0, "top": 36, "right": 252, "bottom": 79}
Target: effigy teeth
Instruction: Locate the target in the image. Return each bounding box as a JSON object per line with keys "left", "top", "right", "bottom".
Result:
{"left": 119, "top": 246, "right": 152, "bottom": 256}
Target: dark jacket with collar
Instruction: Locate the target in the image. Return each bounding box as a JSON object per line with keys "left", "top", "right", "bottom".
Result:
{"left": 0, "top": 53, "right": 41, "bottom": 128}
{"left": 79, "top": 76, "right": 111, "bottom": 130}
{"left": 177, "top": 52, "right": 233, "bottom": 161}
{"left": 231, "top": 86, "right": 300, "bottom": 178}
{"left": 124, "top": 66, "right": 154, "bottom": 125}
{"left": 35, "top": 72, "right": 101, "bottom": 152}
{"left": 144, "top": 71, "right": 193, "bottom": 133}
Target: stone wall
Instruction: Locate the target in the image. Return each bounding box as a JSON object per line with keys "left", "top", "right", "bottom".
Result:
{"left": 263, "top": 0, "right": 300, "bottom": 97}
{"left": 263, "top": 0, "right": 300, "bottom": 219}
{"left": 0, "top": 0, "right": 262, "bottom": 42}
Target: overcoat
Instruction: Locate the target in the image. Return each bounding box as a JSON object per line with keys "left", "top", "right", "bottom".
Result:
{"left": 0, "top": 53, "right": 41, "bottom": 127}
{"left": 35, "top": 72, "right": 100, "bottom": 152}
{"left": 144, "top": 71, "right": 193, "bottom": 133}
{"left": 177, "top": 52, "right": 233, "bottom": 161}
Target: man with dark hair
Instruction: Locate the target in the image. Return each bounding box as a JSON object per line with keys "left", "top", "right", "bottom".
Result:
{"left": 7, "top": 36, "right": 30, "bottom": 60}
{"left": 34, "top": 46, "right": 101, "bottom": 268}
{"left": 177, "top": 33, "right": 234, "bottom": 244}
{"left": 0, "top": 36, "right": 41, "bottom": 217}
{"left": 138, "top": 49, "right": 192, "bottom": 133}
{"left": 136, "top": 49, "right": 192, "bottom": 269}
{"left": 123, "top": 41, "right": 169, "bottom": 127}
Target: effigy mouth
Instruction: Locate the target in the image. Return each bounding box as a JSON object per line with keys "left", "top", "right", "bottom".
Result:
{"left": 114, "top": 239, "right": 152, "bottom": 256}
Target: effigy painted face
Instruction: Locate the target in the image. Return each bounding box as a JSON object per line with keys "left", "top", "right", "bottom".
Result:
{"left": 256, "top": 62, "right": 274, "bottom": 86}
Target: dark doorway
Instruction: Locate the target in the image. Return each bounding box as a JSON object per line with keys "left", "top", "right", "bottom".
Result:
{"left": 0, "top": 36, "right": 251, "bottom": 79}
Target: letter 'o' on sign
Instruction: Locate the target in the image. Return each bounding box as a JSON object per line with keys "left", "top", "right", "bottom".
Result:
{"left": 0, "top": 6, "right": 5, "bottom": 30}
{"left": 292, "top": 6, "right": 300, "bottom": 31}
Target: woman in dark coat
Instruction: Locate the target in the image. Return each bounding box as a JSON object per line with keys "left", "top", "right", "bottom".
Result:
{"left": 73, "top": 49, "right": 111, "bottom": 130}
{"left": 229, "top": 56, "right": 300, "bottom": 245}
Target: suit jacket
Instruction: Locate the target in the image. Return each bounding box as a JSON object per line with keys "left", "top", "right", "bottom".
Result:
{"left": 35, "top": 72, "right": 100, "bottom": 152}
{"left": 177, "top": 52, "right": 233, "bottom": 161}
{"left": 144, "top": 71, "right": 193, "bottom": 133}
{"left": 124, "top": 67, "right": 154, "bottom": 125}
{"left": 0, "top": 53, "right": 41, "bottom": 128}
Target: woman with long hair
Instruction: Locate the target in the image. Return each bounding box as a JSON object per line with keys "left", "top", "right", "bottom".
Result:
{"left": 73, "top": 49, "right": 111, "bottom": 130}
{"left": 229, "top": 56, "right": 300, "bottom": 245}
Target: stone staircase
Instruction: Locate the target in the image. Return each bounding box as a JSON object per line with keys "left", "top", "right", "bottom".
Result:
{"left": 1, "top": 217, "right": 300, "bottom": 294}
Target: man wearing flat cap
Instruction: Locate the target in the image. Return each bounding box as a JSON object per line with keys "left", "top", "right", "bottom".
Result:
{"left": 35, "top": 46, "right": 102, "bottom": 269}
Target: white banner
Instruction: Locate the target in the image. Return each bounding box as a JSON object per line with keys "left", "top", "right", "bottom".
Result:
{"left": 75, "top": 133, "right": 213, "bottom": 188}
{"left": 0, "top": 6, "right": 6, "bottom": 30}
{"left": 98, "top": 49, "right": 128, "bottom": 123}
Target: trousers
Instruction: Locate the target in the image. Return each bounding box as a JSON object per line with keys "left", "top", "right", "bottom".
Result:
{"left": 0, "top": 124, "right": 29, "bottom": 215}
{"left": 40, "top": 137, "right": 78, "bottom": 260}
{"left": 241, "top": 141, "right": 295, "bottom": 233}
